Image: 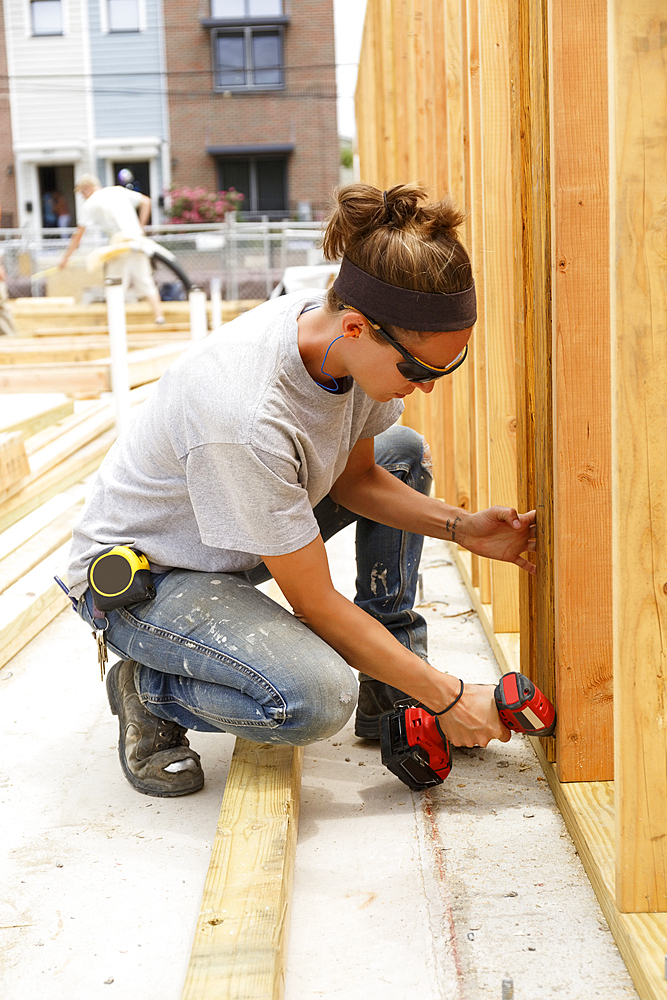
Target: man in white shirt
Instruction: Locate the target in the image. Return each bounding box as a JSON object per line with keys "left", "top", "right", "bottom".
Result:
{"left": 60, "top": 174, "right": 165, "bottom": 324}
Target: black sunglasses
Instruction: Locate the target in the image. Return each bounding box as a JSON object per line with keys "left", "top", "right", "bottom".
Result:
{"left": 366, "top": 316, "right": 469, "bottom": 383}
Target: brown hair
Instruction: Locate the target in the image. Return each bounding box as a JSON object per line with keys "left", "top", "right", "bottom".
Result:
{"left": 322, "top": 183, "right": 472, "bottom": 340}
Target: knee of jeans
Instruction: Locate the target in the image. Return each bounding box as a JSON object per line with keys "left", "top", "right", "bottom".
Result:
{"left": 286, "top": 677, "right": 357, "bottom": 744}
{"left": 378, "top": 424, "right": 433, "bottom": 495}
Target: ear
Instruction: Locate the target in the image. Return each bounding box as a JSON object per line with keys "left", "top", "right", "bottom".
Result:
{"left": 340, "top": 310, "right": 368, "bottom": 340}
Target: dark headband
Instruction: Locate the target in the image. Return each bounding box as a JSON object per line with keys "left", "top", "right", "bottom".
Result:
{"left": 332, "top": 255, "right": 477, "bottom": 332}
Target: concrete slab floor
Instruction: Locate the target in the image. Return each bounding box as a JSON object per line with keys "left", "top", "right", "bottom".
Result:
{"left": 0, "top": 527, "right": 639, "bottom": 1000}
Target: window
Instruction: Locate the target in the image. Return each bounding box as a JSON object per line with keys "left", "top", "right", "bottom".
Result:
{"left": 31, "top": 0, "right": 63, "bottom": 35}
{"left": 211, "top": 0, "right": 283, "bottom": 17}
{"left": 214, "top": 27, "right": 283, "bottom": 89}
{"left": 217, "top": 156, "right": 287, "bottom": 214}
{"left": 108, "top": 0, "right": 140, "bottom": 31}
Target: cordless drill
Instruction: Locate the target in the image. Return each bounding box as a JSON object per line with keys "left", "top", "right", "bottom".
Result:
{"left": 379, "top": 671, "right": 556, "bottom": 791}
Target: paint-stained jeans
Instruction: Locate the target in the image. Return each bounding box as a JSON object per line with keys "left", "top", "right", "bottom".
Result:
{"left": 77, "top": 424, "right": 432, "bottom": 746}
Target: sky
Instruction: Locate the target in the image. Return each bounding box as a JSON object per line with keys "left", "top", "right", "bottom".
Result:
{"left": 333, "top": 0, "right": 369, "bottom": 138}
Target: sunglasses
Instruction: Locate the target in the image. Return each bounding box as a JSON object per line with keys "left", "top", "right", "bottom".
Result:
{"left": 366, "top": 316, "right": 469, "bottom": 383}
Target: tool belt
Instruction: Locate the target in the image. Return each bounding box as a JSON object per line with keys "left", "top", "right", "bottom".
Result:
{"left": 87, "top": 545, "right": 155, "bottom": 612}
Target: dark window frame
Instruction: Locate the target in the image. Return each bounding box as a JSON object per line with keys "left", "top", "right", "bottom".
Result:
{"left": 215, "top": 154, "right": 289, "bottom": 215}
{"left": 212, "top": 24, "right": 285, "bottom": 92}
{"left": 30, "top": 0, "right": 64, "bottom": 36}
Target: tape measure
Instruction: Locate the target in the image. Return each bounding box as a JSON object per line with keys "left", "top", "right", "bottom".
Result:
{"left": 87, "top": 545, "right": 155, "bottom": 611}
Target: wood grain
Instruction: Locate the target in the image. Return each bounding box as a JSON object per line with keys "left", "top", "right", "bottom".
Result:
{"left": 610, "top": 0, "right": 667, "bottom": 912}
{"left": 181, "top": 740, "right": 302, "bottom": 1000}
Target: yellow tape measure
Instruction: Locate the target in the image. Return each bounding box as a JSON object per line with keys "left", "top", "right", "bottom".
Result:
{"left": 87, "top": 545, "right": 155, "bottom": 611}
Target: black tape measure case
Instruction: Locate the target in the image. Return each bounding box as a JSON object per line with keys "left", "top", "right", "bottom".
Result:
{"left": 87, "top": 545, "right": 156, "bottom": 611}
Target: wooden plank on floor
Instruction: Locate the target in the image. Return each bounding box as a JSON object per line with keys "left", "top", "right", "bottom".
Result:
{"left": 181, "top": 739, "right": 302, "bottom": 1000}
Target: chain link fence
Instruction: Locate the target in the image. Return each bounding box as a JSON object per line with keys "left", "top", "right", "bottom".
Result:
{"left": 0, "top": 220, "right": 329, "bottom": 302}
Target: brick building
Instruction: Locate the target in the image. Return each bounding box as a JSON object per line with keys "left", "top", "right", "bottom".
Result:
{"left": 163, "top": 0, "right": 339, "bottom": 219}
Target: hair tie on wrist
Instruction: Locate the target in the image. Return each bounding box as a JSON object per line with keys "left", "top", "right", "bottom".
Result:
{"left": 436, "top": 678, "right": 464, "bottom": 715}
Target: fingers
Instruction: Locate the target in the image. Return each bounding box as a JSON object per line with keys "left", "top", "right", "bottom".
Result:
{"left": 515, "top": 556, "right": 537, "bottom": 575}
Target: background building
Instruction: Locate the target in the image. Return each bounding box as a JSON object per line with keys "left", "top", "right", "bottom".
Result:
{"left": 162, "top": 0, "right": 339, "bottom": 220}
{"left": 2, "top": 0, "right": 170, "bottom": 230}
{"left": 0, "top": 0, "right": 340, "bottom": 229}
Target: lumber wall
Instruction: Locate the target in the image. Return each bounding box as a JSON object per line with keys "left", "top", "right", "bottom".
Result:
{"left": 356, "top": 0, "right": 667, "bottom": 933}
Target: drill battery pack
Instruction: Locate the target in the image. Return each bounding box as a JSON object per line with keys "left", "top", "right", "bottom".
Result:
{"left": 87, "top": 545, "right": 156, "bottom": 612}
{"left": 380, "top": 704, "right": 452, "bottom": 791}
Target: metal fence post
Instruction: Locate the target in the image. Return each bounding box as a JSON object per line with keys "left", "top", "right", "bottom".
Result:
{"left": 189, "top": 286, "right": 208, "bottom": 340}
{"left": 210, "top": 277, "right": 222, "bottom": 330}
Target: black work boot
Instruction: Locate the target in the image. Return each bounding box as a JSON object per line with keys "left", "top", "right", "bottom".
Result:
{"left": 354, "top": 678, "right": 417, "bottom": 740}
{"left": 106, "top": 660, "right": 204, "bottom": 797}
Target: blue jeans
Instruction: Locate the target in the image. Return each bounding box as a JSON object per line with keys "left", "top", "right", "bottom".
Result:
{"left": 77, "top": 424, "right": 432, "bottom": 746}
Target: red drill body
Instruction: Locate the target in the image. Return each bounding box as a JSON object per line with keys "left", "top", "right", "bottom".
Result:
{"left": 380, "top": 672, "right": 556, "bottom": 790}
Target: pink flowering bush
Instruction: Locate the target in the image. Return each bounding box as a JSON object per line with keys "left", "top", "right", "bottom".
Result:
{"left": 164, "top": 186, "right": 244, "bottom": 224}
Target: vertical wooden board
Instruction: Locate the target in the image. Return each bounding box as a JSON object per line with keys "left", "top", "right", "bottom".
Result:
{"left": 550, "top": 0, "right": 612, "bottom": 781}
{"left": 181, "top": 741, "right": 303, "bottom": 999}
{"left": 479, "top": 0, "right": 519, "bottom": 632}
{"left": 431, "top": 0, "right": 449, "bottom": 198}
{"left": 464, "top": 0, "right": 491, "bottom": 602}
{"left": 610, "top": 1, "right": 667, "bottom": 913}
{"left": 404, "top": 0, "right": 420, "bottom": 182}
{"left": 356, "top": 1, "right": 376, "bottom": 183}
{"left": 512, "top": 0, "right": 556, "bottom": 761}
{"left": 393, "top": 0, "right": 411, "bottom": 184}
{"left": 510, "top": 0, "right": 537, "bottom": 688}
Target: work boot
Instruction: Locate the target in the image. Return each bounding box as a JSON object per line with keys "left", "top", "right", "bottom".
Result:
{"left": 354, "top": 678, "right": 417, "bottom": 740}
{"left": 106, "top": 659, "right": 204, "bottom": 797}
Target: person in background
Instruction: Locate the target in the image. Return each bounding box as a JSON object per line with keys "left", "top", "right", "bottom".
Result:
{"left": 59, "top": 174, "right": 165, "bottom": 325}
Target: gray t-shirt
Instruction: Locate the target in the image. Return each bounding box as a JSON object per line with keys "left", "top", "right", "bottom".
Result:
{"left": 66, "top": 291, "right": 403, "bottom": 597}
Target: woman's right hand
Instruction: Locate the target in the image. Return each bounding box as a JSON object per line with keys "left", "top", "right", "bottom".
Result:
{"left": 434, "top": 682, "right": 511, "bottom": 747}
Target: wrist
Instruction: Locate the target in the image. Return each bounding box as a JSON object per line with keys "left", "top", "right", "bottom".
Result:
{"left": 422, "top": 671, "right": 465, "bottom": 714}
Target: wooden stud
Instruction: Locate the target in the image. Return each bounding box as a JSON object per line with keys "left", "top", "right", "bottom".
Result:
{"left": 181, "top": 740, "right": 302, "bottom": 1000}
{"left": 478, "top": 0, "right": 519, "bottom": 633}
{"left": 610, "top": 0, "right": 667, "bottom": 912}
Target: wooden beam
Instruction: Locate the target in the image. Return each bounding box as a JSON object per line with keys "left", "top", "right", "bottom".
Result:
{"left": 479, "top": 0, "right": 519, "bottom": 632}
{"left": 181, "top": 740, "right": 302, "bottom": 1000}
{"left": 0, "top": 433, "right": 30, "bottom": 492}
{"left": 0, "top": 341, "right": 190, "bottom": 395}
{"left": 0, "top": 429, "right": 116, "bottom": 534}
{"left": 0, "top": 399, "right": 74, "bottom": 440}
{"left": 549, "top": 0, "right": 613, "bottom": 782}
{"left": 610, "top": 0, "right": 667, "bottom": 912}
{"left": 0, "top": 541, "right": 71, "bottom": 671}
{"left": 0, "top": 500, "right": 84, "bottom": 594}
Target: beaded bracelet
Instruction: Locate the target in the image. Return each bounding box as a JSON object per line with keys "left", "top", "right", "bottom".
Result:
{"left": 436, "top": 677, "right": 465, "bottom": 715}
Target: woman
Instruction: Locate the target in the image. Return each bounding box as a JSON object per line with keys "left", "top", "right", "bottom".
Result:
{"left": 65, "top": 183, "right": 536, "bottom": 798}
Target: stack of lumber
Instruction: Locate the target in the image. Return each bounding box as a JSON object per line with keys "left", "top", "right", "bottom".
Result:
{"left": 8, "top": 298, "right": 263, "bottom": 335}
{"left": 0, "top": 389, "right": 151, "bottom": 670}
{"left": 0, "top": 298, "right": 263, "bottom": 396}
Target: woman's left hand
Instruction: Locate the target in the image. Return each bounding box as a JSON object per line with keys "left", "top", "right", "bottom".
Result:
{"left": 453, "top": 506, "right": 537, "bottom": 574}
